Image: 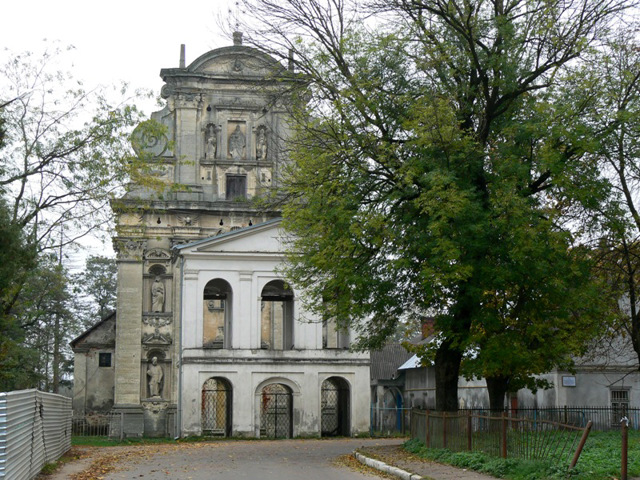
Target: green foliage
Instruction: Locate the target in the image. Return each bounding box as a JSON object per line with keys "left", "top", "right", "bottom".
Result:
{"left": 582, "top": 31, "right": 640, "bottom": 368}
{"left": 404, "top": 431, "right": 640, "bottom": 479}
{"left": 0, "top": 198, "right": 38, "bottom": 391}
{"left": 248, "top": 0, "right": 633, "bottom": 409}
{"left": 73, "top": 255, "right": 117, "bottom": 325}
{"left": 0, "top": 46, "right": 153, "bottom": 392}
{"left": 0, "top": 45, "right": 154, "bottom": 251}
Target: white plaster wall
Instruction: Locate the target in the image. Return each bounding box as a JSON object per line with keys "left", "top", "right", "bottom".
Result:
{"left": 176, "top": 225, "right": 370, "bottom": 437}
{"left": 180, "top": 358, "right": 369, "bottom": 437}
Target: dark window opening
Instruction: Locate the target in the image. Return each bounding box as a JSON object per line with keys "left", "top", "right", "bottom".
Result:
{"left": 226, "top": 175, "right": 246, "bottom": 200}
{"left": 99, "top": 352, "right": 112, "bottom": 367}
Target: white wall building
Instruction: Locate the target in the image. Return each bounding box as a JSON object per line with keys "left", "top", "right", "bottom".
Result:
{"left": 174, "top": 219, "right": 369, "bottom": 437}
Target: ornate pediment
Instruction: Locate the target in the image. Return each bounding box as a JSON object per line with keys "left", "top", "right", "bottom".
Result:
{"left": 144, "top": 249, "right": 172, "bottom": 261}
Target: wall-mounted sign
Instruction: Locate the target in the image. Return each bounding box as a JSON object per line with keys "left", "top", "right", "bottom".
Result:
{"left": 562, "top": 376, "right": 576, "bottom": 387}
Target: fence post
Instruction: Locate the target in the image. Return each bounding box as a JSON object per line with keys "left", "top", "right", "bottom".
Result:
{"left": 426, "top": 410, "right": 430, "bottom": 448}
{"left": 569, "top": 420, "right": 592, "bottom": 469}
{"left": 402, "top": 407, "right": 406, "bottom": 434}
{"left": 441, "top": 412, "right": 446, "bottom": 449}
{"left": 467, "top": 411, "right": 472, "bottom": 451}
{"left": 501, "top": 411, "right": 507, "bottom": 458}
{"left": 621, "top": 416, "right": 629, "bottom": 480}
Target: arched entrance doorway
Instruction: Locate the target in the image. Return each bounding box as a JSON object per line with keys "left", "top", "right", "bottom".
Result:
{"left": 260, "top": 383, "right": 293, "bottom": 438}
{"left": 201, "top": 377, "right": 232, "bottom": 437}
{"left": 321, "top": 377, "right": 350, "bottom": 437}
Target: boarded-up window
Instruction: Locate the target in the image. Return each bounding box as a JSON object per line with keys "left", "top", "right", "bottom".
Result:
{"left": 226, "top": 175, "right": 246, "bottom": 200}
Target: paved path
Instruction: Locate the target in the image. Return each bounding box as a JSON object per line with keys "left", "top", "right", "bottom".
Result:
{"left": 44, "top": 438, "right": 498, "bottom": 480}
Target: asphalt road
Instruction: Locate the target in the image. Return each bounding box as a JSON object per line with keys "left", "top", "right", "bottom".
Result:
{"left": 101, "top": 438, "right": 403, "bottom": 480}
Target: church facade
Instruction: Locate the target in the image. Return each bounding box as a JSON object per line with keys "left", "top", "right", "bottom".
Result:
{"left": 72, "top": 34, "right": 370, "bottom": 438}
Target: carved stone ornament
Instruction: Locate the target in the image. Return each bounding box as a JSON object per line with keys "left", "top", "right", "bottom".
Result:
{"left": 175, "top": 93, "right": 202, "bottom": 109}
{"left": 143, "top": 315, "right": 172, "bottom": 328}
{"left": 204, "top": 123, "right": 218, "bottom": 159}
{"left": 142, "top": 401, "right": 169, "bottom": 413}
{"left": 217, "top": 97, "right": 259, "bottom": 109}
{"left": 228, "top": 124, "right": 246, "bottom": 159}
{"left": 232, "top": 56, "right": 244, "bottom": 72}
{"left": 148, "top": 164, "right": 171, "bottom": 178}
{"left": 160, "top": 84, "right": 175, "bottom": 99}
{"left": 144, "top": 249, "right": 172, "bottom": 261}
{"left": 131, "top": 124, "right": 169, "bottom": 157}
{"left": 114, "top": 239, "right": 147, "bottom": 260}
{"left": 142, "top": 330, "right": 172, "bottom": 345}
{"left": 176, "top": 213, "right": 200, "bottom": 227}
{"left": 256, "top": 126, "right": 268, "bottom": 160}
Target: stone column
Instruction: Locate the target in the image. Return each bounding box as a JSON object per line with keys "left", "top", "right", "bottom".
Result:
{"left": 112, "top": 238, "right": 146, "bottom": 437}
{"left": 175, "top": 93, "right": 202, "bottom": 201}
{"left": 238, "top": 272, "right": 254, "bottom": 349}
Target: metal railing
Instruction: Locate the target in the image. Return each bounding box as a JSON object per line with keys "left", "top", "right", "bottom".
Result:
{"left": 410, "top": 409, "right": 591, "bottom": 465}
{"left": 370, "top": 406, "right": 411, "bottom": 436}
{"left": 72, "top": 410, "right": 177, "bottom": 440}
{"left": 458, "top": 406, "right": 640, "bottom": 431}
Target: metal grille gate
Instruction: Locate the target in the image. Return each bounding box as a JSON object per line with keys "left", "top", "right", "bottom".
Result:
{"left": 260, "top": 384, "right": 292, "bottom": 438}
{"left": 321, "top": 378, "right": 350, "bottom": 436}
{"left": 202, "top": 378, "right": 231, "bottom": 436}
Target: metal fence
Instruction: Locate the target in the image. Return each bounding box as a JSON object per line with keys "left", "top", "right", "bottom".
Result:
{"left": 459, "top": 407, "right": 640, "bottom": 431}
{"left": 72, "top": 410, "right": 178, "bottom": 440}
{"left": 411, "top": 409, "right": 589, "bottom": 464}
{"left": 0, "top": 389, "right": 72, "bottom": 480}
{"left": 370, "top": 405, "right": 411, "bottom": 436}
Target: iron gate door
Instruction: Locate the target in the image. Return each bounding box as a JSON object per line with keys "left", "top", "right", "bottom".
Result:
{"left": 260, "top": 384, "right": 292, "bottom": 438}
{"left": 202, "top": 378, "right": 231, "bottom": 436}
{"left": 321, "top": 378, "right": 350, "bottom": 436}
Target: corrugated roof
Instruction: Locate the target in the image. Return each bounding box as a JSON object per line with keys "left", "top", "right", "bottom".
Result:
{"left": 370, "top": 343, "right": 413, "bottom": 380}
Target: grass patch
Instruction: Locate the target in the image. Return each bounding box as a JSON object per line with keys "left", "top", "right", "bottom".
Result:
{"left": 404, "top": 430, "right": 640, "bottom": 479}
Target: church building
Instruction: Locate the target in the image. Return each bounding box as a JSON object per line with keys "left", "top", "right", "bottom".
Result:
{"left": 71, "top": 33, "right": 370, "bottom": 438}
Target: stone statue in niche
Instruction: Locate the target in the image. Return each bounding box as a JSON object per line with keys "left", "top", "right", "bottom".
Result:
{"left": 229, "top": 125, "right": 245, "bottom": 159}
{"left": 147, "top": 356, "right": 163, "bottom": 398}
{"left": 206, "top": 124, "right": 217, "bottom": 159}
{"left": 256, "top": 127, "right": 267, "bottom": 160}
{"left": 151, "top": 276, "right": 165, "bottom": 312}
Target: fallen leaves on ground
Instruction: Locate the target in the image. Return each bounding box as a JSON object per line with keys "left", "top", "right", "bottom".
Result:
{"left": 333, "top": 454, "right": 396, "bottom": 479}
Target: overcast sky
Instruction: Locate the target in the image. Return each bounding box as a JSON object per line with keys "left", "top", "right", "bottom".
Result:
{"left": 1, "top": 0, "right": 254, "bottom": 265}
{"left": 2, "top": 0, "right": 245, "bottom": 112}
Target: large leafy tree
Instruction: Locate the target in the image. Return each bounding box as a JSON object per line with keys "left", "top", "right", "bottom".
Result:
{"left": 0, "top": 197, "right": 38, "bottom": 391}
{"left": 242, "top": 0, "right": 632, "bottom": 410}
{"left": 73, "top": 255, "right": 117, "bottom": 328}
{"left": 0, "top": 46, "right": 152, "bottom": 253}
{"left": 0, "top": 47, "right": 153, "bottom": 392}
{"left": 587, "top": 32, "right": 640, "bottom": 371}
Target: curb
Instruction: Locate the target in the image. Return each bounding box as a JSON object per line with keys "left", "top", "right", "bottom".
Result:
{"left": 353, "top": 451, "right": 423, "bottom": 480}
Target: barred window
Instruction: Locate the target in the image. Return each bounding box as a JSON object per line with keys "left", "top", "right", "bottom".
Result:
{"left": 98, "top": 352, "right": 112, "bottom": 367}
{"left": 611, "top": 389, "right": 630, "bottom": 425}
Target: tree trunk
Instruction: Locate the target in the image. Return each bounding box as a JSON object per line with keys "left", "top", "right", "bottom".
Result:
{"left": 485, "top": 375, "right": 510, "bottom": 413}
{"left": 435, "top": 339, "right": 463, "bottom": 411}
